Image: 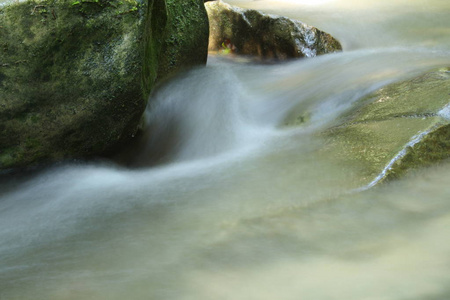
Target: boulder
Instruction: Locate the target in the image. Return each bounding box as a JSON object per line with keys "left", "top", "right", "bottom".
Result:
{"left": 0, "top": 0, "right": 209, "bottom": 170}
{"left": 310, "top": 68, "right": 450, "bottom": 187}
{"left": 205, "top": 0, "right": 342, "bottom": 60}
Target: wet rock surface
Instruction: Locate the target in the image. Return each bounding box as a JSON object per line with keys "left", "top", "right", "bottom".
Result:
{"left": 0, "top": 0, "right": 209, "bottom": 171}
{"left": 319, "top": 68, "right": 450, "bottom": 186}
{"left": 205, "top": 0, "right": 342, "bottom": 60}
{"left": 285, "top": 67, "right": 450, "bottom": 187}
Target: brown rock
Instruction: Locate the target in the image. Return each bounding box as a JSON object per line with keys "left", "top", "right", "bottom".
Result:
{"left": 205, "top": 1, "right": 342, "bottom": 60}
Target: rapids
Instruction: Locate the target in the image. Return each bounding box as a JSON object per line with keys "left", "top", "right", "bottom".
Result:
{"left": 1, "top": 0, "right": 450, "bottom": 299}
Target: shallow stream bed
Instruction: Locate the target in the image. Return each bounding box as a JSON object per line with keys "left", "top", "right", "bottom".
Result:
{"left": 1, "top": 0, "right": 450, "bottom": 299}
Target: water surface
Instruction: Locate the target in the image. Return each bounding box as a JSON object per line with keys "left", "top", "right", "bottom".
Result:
{"left": 1, "top": 0, "right": 450, "bottom": 299}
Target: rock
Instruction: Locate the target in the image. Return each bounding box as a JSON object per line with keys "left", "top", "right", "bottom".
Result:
{"left": 0, "top": 0, "right": 209, "bottom": 171}
{"left": 149, "top": 0, "right": 209, "bottom": 88}
{"left": 313, "top": 68, "right": 450, "bottom": 187}
{"left": 205, "top": 0, "right": 342, "bottom": 60}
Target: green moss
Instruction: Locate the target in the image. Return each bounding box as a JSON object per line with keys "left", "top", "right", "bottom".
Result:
{"left": 1, "top": 0, "right": 146, "bottom": 169}
{"left": 0, "top": 147, "right": 19, "bottom": 168}
{"left": 157, "top": 0, "right": 209, "bottom": 79}
{"left": 385, "top": 124, "right": 450, "bottom": 180}
{"left": 0, "top": 0, "right": 209, "bottom": 170}
{"left": 345, "top": 68, "right": 450, "bottom": 124}
{"left": 142, "top": 0, "right": 209, "bottom": 94}
{"left": 141, "top": 0, "right": 166, "bottom": 97}
{"left": 311, "top": 68, "right": 450, "bottom": 187}
{"left": 321, "top": 117, "right": 441, "bottom": 186}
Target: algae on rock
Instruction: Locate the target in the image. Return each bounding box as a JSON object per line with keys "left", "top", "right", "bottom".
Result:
{"left": 287, "top": 68, "right": 450, "bottom": 187}
{"left": 0, "top": 0, "right": 209, "bottom": 170}
{"left": 143, "top": 0, "right": 209, "bottom": 95}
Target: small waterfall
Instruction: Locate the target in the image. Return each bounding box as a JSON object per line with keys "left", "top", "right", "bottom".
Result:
{"left": 132, "top": 66, "right": 259, "bottom": 165}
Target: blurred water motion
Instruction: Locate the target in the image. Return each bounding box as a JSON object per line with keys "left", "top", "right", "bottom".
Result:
{"left": 0, "top": 0, "right": 449, "bottom": 299}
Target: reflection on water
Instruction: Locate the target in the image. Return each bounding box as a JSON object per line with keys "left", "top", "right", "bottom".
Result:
{"left": 1, "top": 0, "right": 450, "bottom": 299}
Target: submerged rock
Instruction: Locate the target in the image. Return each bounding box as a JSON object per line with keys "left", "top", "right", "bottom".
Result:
{"left": 205, "top": 0, "right": 342, "bottom": 60}
{"left": 313, "top": 68, "right": 450, "bottom": 187}
{"left": 0, "top": 0, "right": 209, "bottom": 170}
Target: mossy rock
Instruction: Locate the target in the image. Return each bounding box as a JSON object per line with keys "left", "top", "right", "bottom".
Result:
{"left": 291, "top": 68, "right": 450, "bottom": 187}
{"left": 0, "top": 0, "right": 209, "bottom": 170}
{"left": 157, "top": 0, "right": 209, "bottom": 80}
{"left": 205, "top": 0, "right": 342, "bottom": 60}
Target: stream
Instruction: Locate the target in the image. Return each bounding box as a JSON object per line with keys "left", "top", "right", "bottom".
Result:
{"left": 1, "top": 0, "right": 450, "bottom": 299}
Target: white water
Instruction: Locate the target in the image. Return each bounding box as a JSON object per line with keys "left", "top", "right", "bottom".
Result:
{"left": 1, "top": 1, "right": 450, "bottom": 299}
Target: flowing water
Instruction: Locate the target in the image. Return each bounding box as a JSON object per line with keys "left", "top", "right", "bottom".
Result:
{"left": 1, "top": 0, "right": 450, "bottom": 299}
